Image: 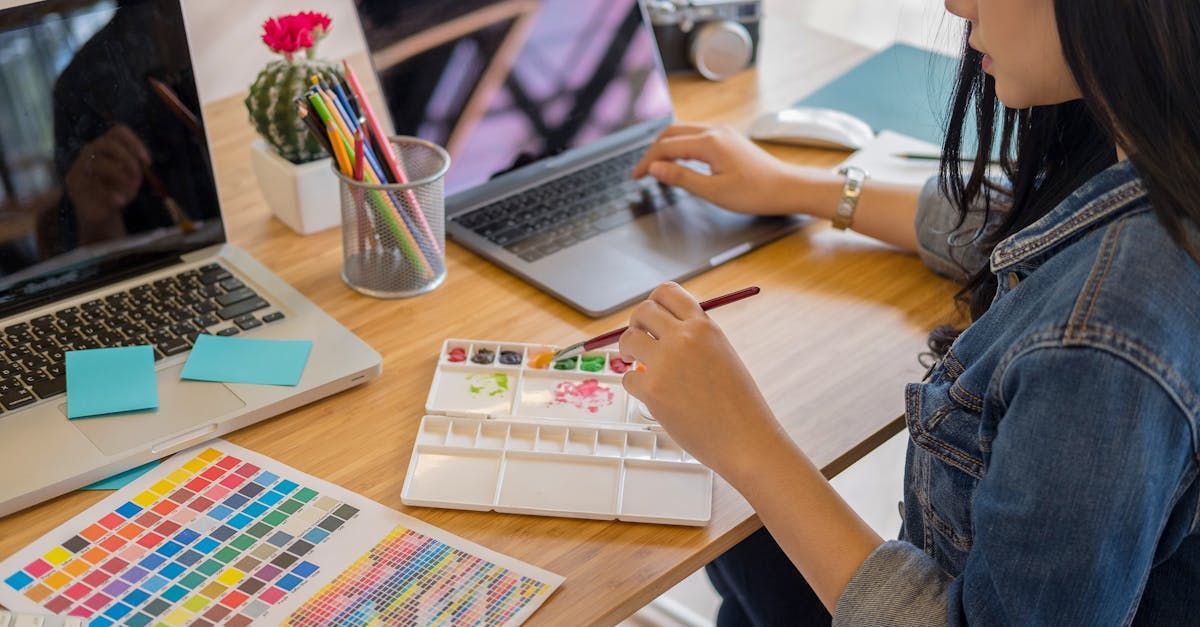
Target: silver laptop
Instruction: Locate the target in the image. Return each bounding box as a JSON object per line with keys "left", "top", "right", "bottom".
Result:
{"left": 356, "top": 0, "right": 802, "bottom": 317}
{"left": 0, "top": 0, "right": 381, "bottom": 517}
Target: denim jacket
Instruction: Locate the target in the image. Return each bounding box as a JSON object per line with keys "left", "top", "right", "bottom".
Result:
{"left": 834, "top": 160, "right": 1200, "bottom": 625}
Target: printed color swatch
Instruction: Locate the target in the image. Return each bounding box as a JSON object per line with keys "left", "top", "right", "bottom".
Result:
{"left": 0, "top": 441, "right": 564, "bottom": 626}
{"left": 288, "top": 526, "right": 552, "bottom": 626}
{"left": 3, "top": 446, "right": 355, "bottom": 626}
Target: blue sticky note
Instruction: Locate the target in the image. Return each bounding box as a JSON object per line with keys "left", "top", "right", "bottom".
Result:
{"left": 82, "top": 460, "right": 159, "bottom": 490}
{"left": 181, "top": 335, "right": 312, "bottom": 386}
{"left": 66, "top": 346, "right": 159, "bottom": 419}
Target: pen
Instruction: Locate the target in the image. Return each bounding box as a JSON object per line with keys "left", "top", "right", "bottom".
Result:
{"left": 892, "top": 152, "right": 1002, "bottom": 165}
{"left": 551, "top": 286, "right": 762, "bottom": 362}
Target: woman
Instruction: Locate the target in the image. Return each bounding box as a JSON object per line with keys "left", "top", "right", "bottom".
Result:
{"left": 622, "top": 0, "right": 1200, "bottom": 623}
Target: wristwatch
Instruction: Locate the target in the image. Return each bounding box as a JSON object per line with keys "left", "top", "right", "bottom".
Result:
{"left": 833, "top": 165, "right": 868, "bottom": 230}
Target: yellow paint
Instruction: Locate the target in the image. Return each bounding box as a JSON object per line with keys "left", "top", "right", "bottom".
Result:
{"left": 167, "top": 469, "right": 192, "bottom": 484}
{"left": 132, "top": 491, "right": 158, "bottom": 507}
{"left": 162, "top": 608, "right": 193, "bottom": 626}
{"left": 182, "top": 459, "right": 206, "bottom": 474}
{"left": 42, "top": 546, "right": 70, "bottom": 565}
{"left": 197, "top": 448, "right": 221, "bottom": 462}
{"left": 216, "top": 568, "right": 245, "bottom": 586}
{"left": 150, "top": 480, "right": 176, "bottom": 495}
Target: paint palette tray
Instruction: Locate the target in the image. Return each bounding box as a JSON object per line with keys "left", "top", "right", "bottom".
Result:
{"left": 400, "top": 339, "right": 713, "bottom": 526}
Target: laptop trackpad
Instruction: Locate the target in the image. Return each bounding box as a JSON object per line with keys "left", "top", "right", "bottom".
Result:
{"left": 61, "top": 365, "right": 246, "bottom": 456}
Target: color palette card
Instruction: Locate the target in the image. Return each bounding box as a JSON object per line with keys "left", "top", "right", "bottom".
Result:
{"left": 0, "top": 441, "right": 563, "bottom": 627}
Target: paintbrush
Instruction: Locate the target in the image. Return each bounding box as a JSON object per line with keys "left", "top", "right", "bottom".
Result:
{"left": 551, "top": 286, "right": 761, "bottom": 362}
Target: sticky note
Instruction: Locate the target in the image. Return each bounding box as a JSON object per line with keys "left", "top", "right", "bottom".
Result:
{"left": 66, "top": 346, "right": 159, "bottom": 419}
{"left": 181, "top": 335, "right": 312, "bottom": 387}
{"left": 83, "top": 461, "right": 160, "bottom": 491}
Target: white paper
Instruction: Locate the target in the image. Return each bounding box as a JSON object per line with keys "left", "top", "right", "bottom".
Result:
{"left": 835, "top": 130, "right": 943, "bottom": 188}
{"left": 0, "top": 440, "right": 563, "bottom": 626}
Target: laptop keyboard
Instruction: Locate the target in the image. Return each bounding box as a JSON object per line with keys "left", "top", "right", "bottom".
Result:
{"left": 0, "top": 263, "right": 285, "bottom": 412}
{"left": 452, "top": 147, "right": 684, "bottom": 262}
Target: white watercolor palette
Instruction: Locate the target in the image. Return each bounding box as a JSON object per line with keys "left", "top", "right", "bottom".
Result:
{"left": 401, "top": 339, "right": 713, "bottom": 526}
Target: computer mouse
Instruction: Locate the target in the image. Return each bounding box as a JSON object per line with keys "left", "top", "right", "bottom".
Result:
{"left": 748, "top": 107, "right": 876, "bottom": 150}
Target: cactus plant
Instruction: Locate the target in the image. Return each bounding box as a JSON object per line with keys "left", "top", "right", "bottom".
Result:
{"left": 244, "top": 12, "right": 340, "bottom": 164}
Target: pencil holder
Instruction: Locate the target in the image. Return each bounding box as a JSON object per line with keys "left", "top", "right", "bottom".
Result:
{"left": 334, "top": 137, "right": 450, "bottom": 298}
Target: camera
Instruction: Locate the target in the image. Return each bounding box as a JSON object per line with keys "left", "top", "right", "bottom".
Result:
{"left": 645, "top": 0, "right": 762, "bottom": 81}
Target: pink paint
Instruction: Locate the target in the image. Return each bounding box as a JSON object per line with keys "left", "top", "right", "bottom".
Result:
{"left": 448, "top": 347, "right": 467, "bottom": 362}
{"left": 552, "top": 379, "right": 614, "bottom": 414}
{"left": 609, "top": 357, "right": 632, "bottom": 374}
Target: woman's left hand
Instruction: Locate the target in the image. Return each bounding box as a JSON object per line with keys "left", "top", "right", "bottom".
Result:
{"left": 619, "top": 283, "right": 789, "bottom": 482}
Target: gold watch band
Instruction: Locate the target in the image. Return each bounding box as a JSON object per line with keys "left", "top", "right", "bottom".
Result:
{"left": 833, "top": 165, "right": 868, "bottom": 230}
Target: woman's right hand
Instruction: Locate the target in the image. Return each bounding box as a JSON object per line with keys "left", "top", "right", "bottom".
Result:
{"left": 631, "top": 123, "right": 807, "bottom": 216}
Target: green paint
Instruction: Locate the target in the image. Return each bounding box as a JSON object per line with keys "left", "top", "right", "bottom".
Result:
{"left": 580, "top": 355, "right": 605, "bottom": 372}
{"left": 553, "top": 357, "right": 578, "bottom": 370}
{"left": 466, "top": 373, "right": 509, "bottom": 397}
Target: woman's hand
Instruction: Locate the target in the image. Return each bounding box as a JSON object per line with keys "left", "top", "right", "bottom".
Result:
{"left": 618, "top": 282, "right": 790, "bottom": 482}
{"left": 631, "top": 124, "right": 811, "bottom": 216}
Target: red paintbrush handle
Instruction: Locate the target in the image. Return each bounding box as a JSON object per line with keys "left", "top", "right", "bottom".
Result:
{"left": 582, "top": 286, "right": 761, "bottom": 352}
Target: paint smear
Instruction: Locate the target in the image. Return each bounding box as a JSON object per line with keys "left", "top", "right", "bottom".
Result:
{"left": 466, "top": 373, "right": 509, "bottom": 398}
{"left": 529, "top": 352, "right": 554, "bottom": 369}
{"left": 552, "top": 379, "right": 614, "bottom": 414}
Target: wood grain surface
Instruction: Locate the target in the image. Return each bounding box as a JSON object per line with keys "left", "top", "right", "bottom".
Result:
{"left": 0, "top": 8, "right": 960, "bottom": 624}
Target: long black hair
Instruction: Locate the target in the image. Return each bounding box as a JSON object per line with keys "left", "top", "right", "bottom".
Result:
{"left": 930, "top": 2, "right": 1200, "bottom": 353}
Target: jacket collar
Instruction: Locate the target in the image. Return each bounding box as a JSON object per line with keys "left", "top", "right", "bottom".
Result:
{"left": 991, "top": 160, "right": 1148, "bottom": 272}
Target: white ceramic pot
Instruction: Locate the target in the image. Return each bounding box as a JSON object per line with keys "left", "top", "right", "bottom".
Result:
{"left": 249, "top": 139, "right": 340, "bottom": 235}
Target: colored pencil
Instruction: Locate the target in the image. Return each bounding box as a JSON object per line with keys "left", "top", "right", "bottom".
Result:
{"left": 341, "top": 60, "right": 442, "bottom": 256}
{"left": 306, "top": 90, "right": 434, "bottom": 278}
{"left": 310, "top": 81, "right": 440, "bottom": 270}
{"left": 551, "top": 286, "right": 762, "bottom": 362}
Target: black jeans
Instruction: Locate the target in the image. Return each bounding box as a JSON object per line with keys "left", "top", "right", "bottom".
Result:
{"left": 705, "top": 527, "right": 831, "bottom": 626}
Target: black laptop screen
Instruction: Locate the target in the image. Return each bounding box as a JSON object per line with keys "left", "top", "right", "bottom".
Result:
{"left": 355, "top": 0, "right": 673, "bottom": 196}
{"left": 0, "top": 0, "right": 222, "bottom": 316}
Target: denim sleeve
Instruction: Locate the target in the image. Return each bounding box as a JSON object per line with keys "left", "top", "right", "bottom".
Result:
{"left": 914, "top": 176, "right": 1009, "bottom": 283}
{"left": 834, "top": 347, "right": 1195, "bottom": 625}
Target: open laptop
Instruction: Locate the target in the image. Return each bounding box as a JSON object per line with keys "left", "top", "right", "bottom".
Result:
{"left": 355, "top": 0, "right": 803, "bottom": 317}
{"left": 0, "top": 0, "right": 381, "bottom": 517}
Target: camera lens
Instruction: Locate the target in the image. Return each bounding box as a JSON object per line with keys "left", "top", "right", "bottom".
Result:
{"left": 689, "top": 21, "right": 754, "bottom": 81}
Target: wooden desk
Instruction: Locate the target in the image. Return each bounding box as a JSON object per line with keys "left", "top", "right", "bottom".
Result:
{"left": 0, "top": 13, "right": 959, "bottom": 626}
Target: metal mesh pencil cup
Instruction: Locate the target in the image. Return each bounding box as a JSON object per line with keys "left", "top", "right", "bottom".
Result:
{"left": 334, "top": 137, "right": 449, "bottom": 298}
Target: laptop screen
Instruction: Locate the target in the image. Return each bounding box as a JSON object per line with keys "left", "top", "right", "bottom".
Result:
{"left": 0, "top": 0, "right": 222, "bottom": 317}
{"left": 355, "top": 0, "right": 673, "bottom": 197}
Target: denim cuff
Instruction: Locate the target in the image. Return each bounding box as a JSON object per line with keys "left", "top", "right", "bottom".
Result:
{"left": 832, "top": 540, "right": 951, "bottom": 626}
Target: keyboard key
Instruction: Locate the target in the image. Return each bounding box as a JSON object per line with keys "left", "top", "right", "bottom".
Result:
{"left": 219, "top": 278, "right": 245, "bottom": 291}
{"left": 0, "top": 389, "right": 34, "bottom": 411}
{"left": 216, "top": 327, "right": 239, "bottom": 337}
{"left": 217, "top": 298, "right": 268, "bottom": 321}
{"left": 158, "top": 338, "right": 190, "bottom": 357}
{"left": 199, "top": 269, "right": 232, "bottom": 285}
{"left": 199, "top": 263, "right": 221, "bottom": 273}
{"left": 31, "top": 377, "right": 66, "bottom": 399}
{"left": 3, "top": 322, "right": 28, "bottom": 335}
{"left": 234, "top": 315, "right": 262, "bottom": 331}
{"left": 20, "top": 371, "right": 46, "bottom": 386}
{"left": 262, "top": 312, "right": 285, "bottom": 323}
{"left": 216, "top": 288, "right": 256, "bottom": 307}
{"left": 194, "top": 314, "right": 221, "bottom": 328}
{"left": 192, "top": 301, "right": 218, "bottom": 315}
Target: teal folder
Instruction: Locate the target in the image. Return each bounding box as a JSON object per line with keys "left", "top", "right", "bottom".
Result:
{"left": 796, "top": 43, "right": 960, "bottom": 148}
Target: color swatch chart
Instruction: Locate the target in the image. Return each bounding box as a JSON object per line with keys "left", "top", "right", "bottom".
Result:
{"left": 0, "top": 441, "right": 563, "bottom": 626}
{"left": 288, "top": 525, "right": 551, "bottom": 626}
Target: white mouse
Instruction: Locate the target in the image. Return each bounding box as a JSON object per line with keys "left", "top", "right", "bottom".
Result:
{"left": 748, "top": 107, "right": 876, "bottom": 150}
